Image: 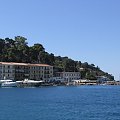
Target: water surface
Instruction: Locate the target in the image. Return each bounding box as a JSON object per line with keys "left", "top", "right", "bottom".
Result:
{"left": 0, "top": 86, "right": 120, "bottom": 120}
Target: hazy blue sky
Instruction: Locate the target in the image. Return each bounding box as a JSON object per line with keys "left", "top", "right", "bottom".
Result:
{"left": 0, "top": 0, "right": 120, "bottom": 80}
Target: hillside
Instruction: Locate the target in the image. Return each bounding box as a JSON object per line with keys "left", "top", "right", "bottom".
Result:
{"left": 0, "top": 36, "right": 114, "bottom": 80}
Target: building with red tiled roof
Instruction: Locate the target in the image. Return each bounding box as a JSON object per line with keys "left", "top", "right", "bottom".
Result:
{"left": 0, "top": 62, "right": 53, "bottom": 81}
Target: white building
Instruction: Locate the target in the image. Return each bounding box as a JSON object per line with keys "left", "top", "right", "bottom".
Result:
{"left": 97, "top": 76, "right": 110, "bottom": 84}
{"left": 55, "top": 72, "right": 81, "bottom": 82}
{"left": 51, "top": 77, "right": 64, "bottom": 82}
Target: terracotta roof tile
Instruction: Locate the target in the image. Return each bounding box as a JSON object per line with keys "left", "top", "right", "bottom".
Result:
{"left": 0, "top": 62, "right": 52, "bottom": 67}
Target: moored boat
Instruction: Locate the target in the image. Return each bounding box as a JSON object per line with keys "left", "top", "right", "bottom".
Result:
{"left": 16, "top": 79, "right": 44, "bottom": 87}
{"left": 1, "top": 81, "right": 17, "bottom": 87}
{"left": 0, "top": 80, "right": 15, "bottom": 87}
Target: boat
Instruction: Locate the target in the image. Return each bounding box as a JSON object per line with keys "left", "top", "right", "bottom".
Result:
{"left": 0, "top": 79, "right": 13, "bottom": 87}
{"left": 1, "top": 81, "right": 17, "bottom": 87}
{"left": 16, "top": 79, "right": 44, "bottom": 87}
{"left": 0, "top": 79, "right": 13, "bottom": 83}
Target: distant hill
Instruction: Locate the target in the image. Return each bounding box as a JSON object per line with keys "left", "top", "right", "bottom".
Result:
{"left": 0, "top": 36, "right": 114, "bottom": 80}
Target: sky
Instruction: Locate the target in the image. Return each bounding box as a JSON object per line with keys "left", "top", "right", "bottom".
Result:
{"left": 0, "top": 0, "right": 120, "bottom": 80}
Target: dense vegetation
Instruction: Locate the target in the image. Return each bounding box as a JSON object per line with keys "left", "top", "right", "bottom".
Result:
{"left": 0, "top": 36, "right": 114, "bottom": 80}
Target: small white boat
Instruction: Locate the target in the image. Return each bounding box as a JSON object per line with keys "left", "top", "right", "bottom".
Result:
{"left": 0, "top": 79, "right": 13, "bottom": 83}
{"left": 1, "top": 80, "right": 17, "bottom": 87}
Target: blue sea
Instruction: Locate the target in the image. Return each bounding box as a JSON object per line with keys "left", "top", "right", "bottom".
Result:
{"left": 0, "top": 86, "right": 120, "bottom": 120}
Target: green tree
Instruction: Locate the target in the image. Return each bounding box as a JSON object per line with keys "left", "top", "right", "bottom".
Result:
{"left": 14, "top": 36, "right": 29, "bottom": 62}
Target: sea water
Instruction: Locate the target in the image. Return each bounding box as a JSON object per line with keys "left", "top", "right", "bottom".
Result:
{"left": 0, "top": 86, "right": 120, "bottom": 120}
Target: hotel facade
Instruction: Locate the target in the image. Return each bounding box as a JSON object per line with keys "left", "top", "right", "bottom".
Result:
{"left": 0, "top": 62, "right": 53, "bottom": 81}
